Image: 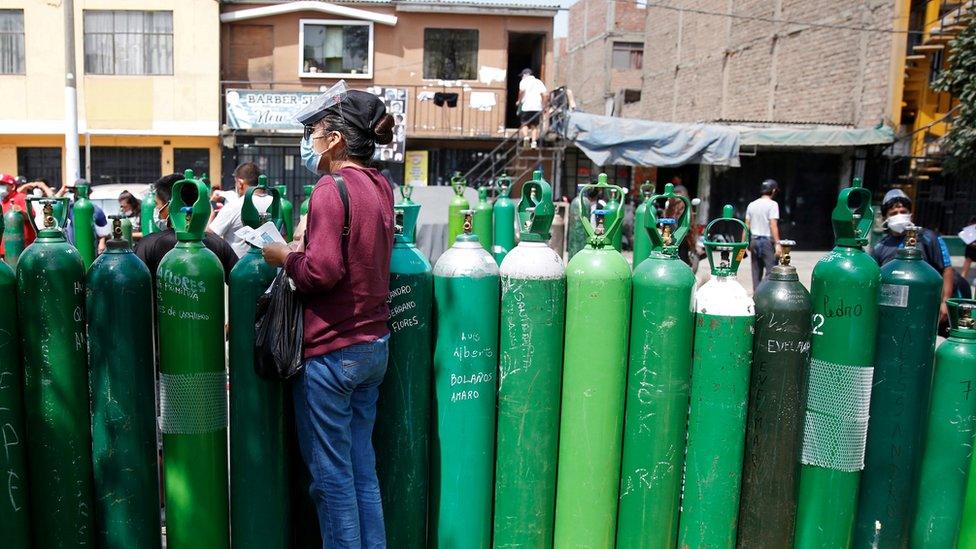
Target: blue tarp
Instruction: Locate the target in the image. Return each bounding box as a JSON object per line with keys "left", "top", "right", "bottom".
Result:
{"left": 564, "top": 111, "right": 742, "bottom": 167}
{"left": 737, "top": 125, "right": 895, "bottom": 147}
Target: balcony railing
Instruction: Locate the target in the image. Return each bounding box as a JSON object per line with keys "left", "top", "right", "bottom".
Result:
{"left": 220, "top": 81, "right": 509, "bottom": 139}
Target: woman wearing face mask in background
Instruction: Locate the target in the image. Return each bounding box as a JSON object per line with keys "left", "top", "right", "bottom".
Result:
{"left": 871, "top": 188, "right": 958, "bottom": 327}
{"left": 261, "top": 83, "right": 396, "bottom": 548}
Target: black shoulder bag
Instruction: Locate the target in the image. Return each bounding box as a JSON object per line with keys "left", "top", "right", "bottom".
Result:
{"left": 254, "top": 174, "right": 350, "bottom": 380}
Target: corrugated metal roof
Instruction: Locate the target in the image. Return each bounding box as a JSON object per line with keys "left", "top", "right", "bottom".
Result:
{"left": 225, "top": 0, "right": 560, "bottom": 12}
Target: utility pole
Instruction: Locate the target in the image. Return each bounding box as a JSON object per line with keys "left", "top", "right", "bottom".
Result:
{"left": 64, "top": 0, "right": 80, "bottom": 186}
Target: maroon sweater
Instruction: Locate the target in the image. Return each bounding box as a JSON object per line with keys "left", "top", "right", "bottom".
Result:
{"left": 285, "top": 166, "right": 394, "bottom": 358}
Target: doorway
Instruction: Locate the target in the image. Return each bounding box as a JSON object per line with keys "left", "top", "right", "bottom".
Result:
{"left": 506, "top": 32, "right": 546, "bottom": 129}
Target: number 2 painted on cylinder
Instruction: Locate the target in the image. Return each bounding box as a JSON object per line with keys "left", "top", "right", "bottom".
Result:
{"left": 811, "top": 313, "right": 825, "bottom": 336}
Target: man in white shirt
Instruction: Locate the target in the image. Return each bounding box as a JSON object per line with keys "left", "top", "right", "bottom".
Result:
{"left": 208, "top": 162, "right": 273, "bottom": 257}
{"left": 744, "top": 179, "right": 781, "bottom": 291}
{"left": 518, "top": 68, "right": 547, "bottom": 148}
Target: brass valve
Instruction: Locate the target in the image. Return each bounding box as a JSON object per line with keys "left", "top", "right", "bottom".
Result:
{"left": 779, "top": 239, "right": 795, "bottom": 266}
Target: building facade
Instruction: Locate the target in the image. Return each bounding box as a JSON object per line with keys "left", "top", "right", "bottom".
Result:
{"left": 558, "top": 0, "right": 906, "bottom": 249}
{"left": 0, "top": 0, "right": 220, "bottom": 187}
{"left": 218, "top": 0, "right": 556, "bottom": 203}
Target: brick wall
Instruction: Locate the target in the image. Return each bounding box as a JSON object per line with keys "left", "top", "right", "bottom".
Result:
{"left": 638, "top": 0, "right": 897, "bottom": 127}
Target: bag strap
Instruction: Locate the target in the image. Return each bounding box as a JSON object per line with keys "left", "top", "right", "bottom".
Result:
{"left": 333, "top": 173, "right": 351, "bottom": 263}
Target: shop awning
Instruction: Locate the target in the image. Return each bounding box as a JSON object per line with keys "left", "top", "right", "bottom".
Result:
{"left": 736, "top": 125, "right": 896, "bottom": 147}
{"left": 563, "top": 111, "right": 741, "bottom": 167}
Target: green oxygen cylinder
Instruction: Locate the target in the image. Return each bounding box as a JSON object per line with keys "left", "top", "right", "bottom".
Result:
{"left": 3, "top": 206, "right": 25, "bottom": 267}
{"left": 492, "top": 174, "right": 516, "bottom": 264}
{"left": 141, "top": 185, "right": 157, "bottom": 236}
{"left": 17, "top": 197, "right": 94, "bottom": 547}
{"left": 300, "top": 184, "right": 314, "bottom": 216}
{"left": 604, "top": 187, "right": 623, "bottom": 252}
{"left": 553, "top": 173, "right": 632, "bottom": 548}
{"left": 951, "top": 299, "right": 976, "bottom": 548}
{"left": 566, "top": 188, "right": 588, "bottom": 261}
{"left": 157, "top": 170, "right": 229, "bottom": 549}
{"left": 431, "top": 208, "right": 500, "bottom": 548}
{"left": 0, "top": 211, "right": 30, "bottom": 549}
{"left": 854, "top": 225, "right": 942, "bottom": 547}
{"left": 630, "top": 181, "right": 655, "bottom": 268}
{"left": 737, "top": 240, "right": 812, "bottom": 548}
{"left": 446, "top": 173, "right": 470, "bottom": 248}
{"left": 494, "top": 170, "right": 566, "bottom": 548}
{"left": 616, "top": 183, "right": 695, "bottom": 549}
{"left": 73, "top": 181, "right": 96, "bottom": 269}
{"left": 794, "top": 177, "right": 880, "bottom": 549}
{"left": 910, "top": 298, "right": 976, "bottom": 546}
{"left": 274, "top": 184, "right": 295, "bottom": 242}
{"left": 473, "top": 185, "right": 493, "bottom": 252}
{"left": 230, "top": 184, "right": 288, "bottom": 548}
{"left": 375, "top": 184, "right": 434, "bottom": 549}
{"left": 121, "top": 217, "right": 133, "bottom": 244}
{"left": 677, "top": 205, "right": 755, "bottom": 549}
{"left": 87, "top": 215, "right": 160, "bottom": 548}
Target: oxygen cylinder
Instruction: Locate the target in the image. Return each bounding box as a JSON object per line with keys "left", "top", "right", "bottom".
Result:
{"left": 910, "top": 299, "right": 976, "bottom": 546}
{"left": 553, "top": 173, "right": 631, "bottom": 548}
{"left": 230, "top": 183, "right": 288, "bottom": 548}
{"left": 0, "top": 212, "right": 30, "bottom": 549}
{"left": 73, "top": 181, "right": 96, "bottom": 269}
{"left": 677, "top": 205, "right": 755, "bottom": 549}
{"left": 550, "top": 201, "right": 566, "bottom": 257}
{"left": 300, "top": 184, "right": 314, "bottom": 216}
{"left": 473, "top": 186, "right": 493, "bottom": 251}
{"left": 953, "top": 302, "right": 976, "bottom": 548}
{"left": 494, "top": 170, "right": 565, "bottom": 548}
{"left": 854, "top": 225, "right": 942, "bottom": 547}
{"left": 3, "top": 206, "right": 25, "bottom": 267}
{"left": 157, "top": 170, "right": 229, "bottom": 549}
{"left": 87, "top": 215, "right": 160, "bottom": 548}
{"left": 141, "top": 185, "right": 157, "bottom": 236}
{"left": 17, "top": 196, "right": 94, "bottom": 547}
{"left": 566, "top": 189, "right": 588, "bottom": 261}
{"left": 431, "top": 209, "right": 500, "bottom": 548}
{"left": 737, "top": 240, "right": 811, "bottom": 548}
{"left": 375, "top": 184, "right": 434, "bottom": 549}
{"left": 616, "top": 183, "right": 695, "bottom": 549}
{"left": 121, "top": 217, "right": 133, "bottom": 244}
{"left": 492, "top": 175, "right": 516, "bottom": 264}
{"left": 605, "top": 187, "right": 623, "bottom": 252}
{"left": 630, "top": 181, "right": 654, "bottom": 268}
{"left": 446, "top": 173, "right": 470, "bottom": 248}
{"left": 274, "top": 184, "right": 295, "bottom": 241}
{"left": 794, "top": 177, "right": 880, "bottom": 549}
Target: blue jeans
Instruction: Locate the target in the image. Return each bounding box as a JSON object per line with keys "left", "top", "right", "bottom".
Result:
{"left": 293, "top": 335, "right": 390, "bottom": 548}
{"left": 750, "top": 236, "right": 777, "bottom": 291}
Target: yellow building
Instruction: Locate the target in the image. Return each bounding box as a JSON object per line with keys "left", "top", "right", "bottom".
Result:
{"left": 0, "top": 0, "right": 220, "bottom": 186}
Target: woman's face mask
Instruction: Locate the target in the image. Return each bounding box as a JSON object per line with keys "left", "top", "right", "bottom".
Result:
{"left": 886, "top": 212, "right": 913, "bottom": 235}
{"left": 300, "top": 136, "right": 325, "bottom": 176}
{"left": 153, "top": 205, "right": 168, "bottom": 230}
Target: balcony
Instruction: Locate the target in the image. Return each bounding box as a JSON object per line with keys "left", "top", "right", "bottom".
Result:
{"left": 220, "top": 81, "right": 509, "bottom": 140}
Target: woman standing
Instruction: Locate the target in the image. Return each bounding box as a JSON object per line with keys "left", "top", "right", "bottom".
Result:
{"left": 262, "top": 85, "right": 396, "bottom": 548}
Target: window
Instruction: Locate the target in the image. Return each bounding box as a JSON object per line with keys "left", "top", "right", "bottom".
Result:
{"left": 299, "top": 20, "right": 372, "bottom": 78}
{"left": 80, "top": 147, "right": 161, "bottom": 184}
{"left": 612, "top": 41, "right": 643, "bottom": 70}
{"left": 0, "top": 10, "right": 25, "bottom": 75}
{"left": 423, "top": 28, "right": 478, "bottom": 80}
{"left": 623, "top": 89, "right": 641, "bottom": 104}
{"left": 83, "top": 10, "right": 173, "bottom": 75}
{"left": 17, "top": 148, "right": 62, "bottom": 187}
{"left": 174, "top": 148, "right": 210, "bottom": 178}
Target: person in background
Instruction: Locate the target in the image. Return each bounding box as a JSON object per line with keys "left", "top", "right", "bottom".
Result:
{"left": 871, "top": 188, "right": 957, "bottom": 327}
{"left": 665, "top": 183, "right": 700, "bottom": 272}
{"left": 962, "top": 217, "right": 976, "bottom": 288}
{"left": 0, "top": 173, "right": 36, "bottom": 256}
{"left": 207, "top": 162, "right": 272, "bottom": 258}
{"left": 518, "top": 68, "right": 547, "bottom": 149}
{"left": 46, "top": 178, "right": 112, "bottom": 254}
{"left": 262, "top": 86, "right": 395, "bottom": 548}
{"left": 744, "top": 179, "right": 782, "bottom": 291}
{"left": 135, "top": 173, "right": 238, "bottom": 284}
{"left": 118, "top": 190, "right": 142, "bottom": 235}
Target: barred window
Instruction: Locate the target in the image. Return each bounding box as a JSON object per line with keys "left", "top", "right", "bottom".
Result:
{"left": 424, "top": 28, "right": 478, "bottom": 80}
{"left": 84, "top": 10, "right": 173, "bottom": 75}
{"left": 0, "top": 10, "right": 25, "bottom": 75}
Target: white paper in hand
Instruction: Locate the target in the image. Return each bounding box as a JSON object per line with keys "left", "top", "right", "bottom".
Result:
{"left": 959, "top": 224, "right": 976, "bottom": 245}
{"left": 236, "top": 222, "right": 286, "bottom": 249}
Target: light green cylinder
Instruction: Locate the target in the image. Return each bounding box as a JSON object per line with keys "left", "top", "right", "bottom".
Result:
{"left": 430, "top": 230, "right": 499, "bottom": 549}
{"left": 954, "top": 301, "right": 976, "bottom": 548}
{"left": 910, "top": 299, "right": 976, "bottom": 547}
{"left": 73, "top": 182, "right": 96, "bottom": 269}
{"left": 630, "top": 183, "right": 654, "bottom": 267}
{"left": 553, "top": 183, "right": 631, "bottom": 548}
{"left": 605, "top": 188, "right": 623, "bottom": 252}
{"left": 493, "top": 179, "right": 516, "bottom": 264}
{"left": 447, "top": 177, "right": 469, "bottom": 248}
{"left": 473, "top": 186, "right": 493, "bottom": 251}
